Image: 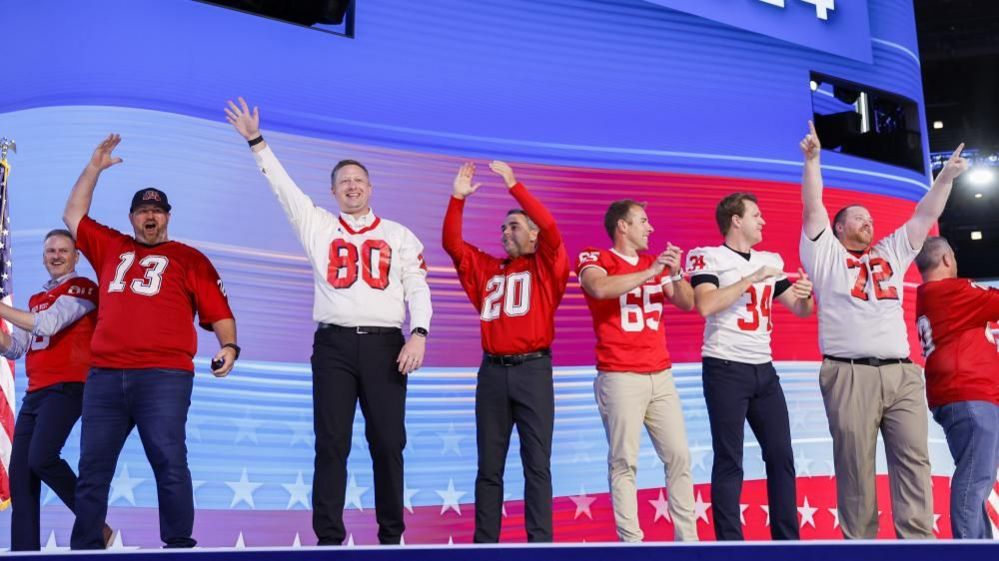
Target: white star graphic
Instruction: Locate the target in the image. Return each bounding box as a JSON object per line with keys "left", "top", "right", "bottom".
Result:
{"left": 282, "top": 471, "right": 311, "bottom": 509}
{"left": 109, "top": 464, "right": 145, "bottom": 506}
{"left": 234, "top": 414, "right": 264, "bottom": 445}
{"left": 192, "top": 480, "right": 206, "bottom": 508}
{"left": 225, "top": 468, "right": 263, "bottom": 508}
{"left": 435, "top": 478, "right": 466, "bottom": 516}
{"left": 790, "top": 401, "right": 810, "bottom": 431}
{"left": 346, "top": 534, "right": 355, "bottom": 546}
{"left": 292, "top": 533, "right": 302, "bottom": 547}
{"left": 42, "top": 485, "right": 57, "bottom": 506}
{"left": 829, "top": 507, "right": 839, "bottom": 529}
{"left": 569, "top": 486, "right": 597, "bottom": 520}
{"left": 571, "top": 434, "right": 596, "bottom": 463}
{"left": 287, "top": 418, "right": 313, "bottom": 447}
{"left": 932, "top": 513, "right": 942, "bottom": 533}
{"left": 42, "top": 530, "right": 68, "bottom": 551}
{"left": 693, "top": 491, "right": 711, "bottom": 524}
{"left": 648, "top": 489, "right": 671, "bottom": 523}
{"left": 403, "top": 482, "right": 420, "bottom": 514}
{"left": 234, "top": 532, "right": 246, "bottom": 548}
{"left": 345, "top": 473, "right": 369, "bottom": 511}
{"left": 761, "top": 504, "right": 770, "bottom": 526}
{"left": 343, "top": 473, "right": 370, "bottom": 512}
{"left": 448, "top": 535, "right": 454, "bottom": 545}
{"left": 438, "top": 423, "right": 465, "bottom": 457}
{"left": 739, "top": 503, "right": 749, "bottom": 525}
{"left": 794, "top": 449, "right": 814, "bottom": 477}
{"left": 797, "top": 496, "right": 818, "bottom": 529}
{"left": 501, "top": 492, "right": 511, "bottom": 517}
{"left": 106, "top": 530, "right": 140, "bottom": 550}
{"left": 690, "top": 443, "right": 710, "bottom": 473}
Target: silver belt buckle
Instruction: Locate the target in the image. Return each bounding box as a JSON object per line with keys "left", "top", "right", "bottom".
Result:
{"left": 355, "top": 326, "right": 369, "bottom": 335}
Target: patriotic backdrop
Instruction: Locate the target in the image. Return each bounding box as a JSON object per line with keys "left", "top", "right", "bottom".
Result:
{"left": 0, "top": 0, "right": 995, "bottom": 549}
{"left": 0, "top": 154, "right": 13, "bottom": 512}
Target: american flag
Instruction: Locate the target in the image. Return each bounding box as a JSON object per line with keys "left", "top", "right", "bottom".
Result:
{"left": 0, "top": 154, "right": 13, "bottom": 510}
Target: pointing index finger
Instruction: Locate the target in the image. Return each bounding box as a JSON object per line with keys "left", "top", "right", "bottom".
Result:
{"left": 950, "top": 143, "right": 965, "bottom": 160}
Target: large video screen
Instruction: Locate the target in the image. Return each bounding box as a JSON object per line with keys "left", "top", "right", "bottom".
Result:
{"left": 0, "top": 0, "right": 950, "bottom": 548}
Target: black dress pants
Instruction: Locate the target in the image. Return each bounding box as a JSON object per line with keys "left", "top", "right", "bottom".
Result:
{"left": 473, "top": 353, "right": 554, "bottom": 543}
{"left": 311, "top": 325, "right": 407, "bottom": 545}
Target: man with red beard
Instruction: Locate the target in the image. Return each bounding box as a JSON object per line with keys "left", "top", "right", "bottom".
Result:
{"left": 798, "top": 121, "right": 968, "bottom": 539}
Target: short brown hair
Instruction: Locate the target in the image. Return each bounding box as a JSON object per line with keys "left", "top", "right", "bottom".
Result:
{"left": 330, "top": 159, "right": 370, "bottom": 183}
{"left": 832, "top": 204, "right": 864, "bottom": 239}
{"left": 603, "top": 199, "right": 645, "bottom": 240}
{"left": 715, "top": 192, "right": 758, "bottom": 236}
{"left": 44, "top": 229, "right": 75, "bottom": 244}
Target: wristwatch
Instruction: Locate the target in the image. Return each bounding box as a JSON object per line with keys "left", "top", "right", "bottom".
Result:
{"left": 411, "top": 327, "right": 429, "bottom": 338}
{"left": 222, "top": 342, "right": 241, "bottom": 360}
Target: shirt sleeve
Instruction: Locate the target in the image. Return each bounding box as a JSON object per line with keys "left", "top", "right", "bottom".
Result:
{"left": 252, "top": 145, "right": 335, "bottom": 255}
{"left": 1, "top": 327, "right": 31, "bottom": 360}
{"left": 399, "top": 227, "right": 432, "bottom": 332}
{"left": 799, "top": 227, "right": 838, "bottom": 284}
{"left": 191, "top": 252, "right": 234, "bottom": 330}
{"left": 964, "top": 281, "right": 999, "bottom": 325}
{"left": 576, "top": 249, "right": 605, "bottom": 276}
{"left": 878, "top": 224, "right": 920, "bottom": 271}
{"left": 774, "top": 278, "right": 793, "bottom": 298}
{"left": 32, "top": 295, "right": 97, "bottom": 337}
{"left": 76, "top": 215, "right": 124, "bottom": 274}
{"left": 509, "top": 183, "right": 562, "bottom": 259}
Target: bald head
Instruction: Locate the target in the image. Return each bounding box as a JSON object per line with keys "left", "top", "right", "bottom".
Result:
{"left": 915, "top": 236, "right": 957, "bottom": 280}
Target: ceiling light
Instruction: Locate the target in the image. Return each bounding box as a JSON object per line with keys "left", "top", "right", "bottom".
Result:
{"left": 971, "top": 231, "right": 983, "bottom": 241}
{"left": 975, "top": 193, "right": 984, "bottom": 199}
{"left": 933, "top": 121, "right": 944, "bottom": 129}
{"left": 967, "top": 167, "right": 995, "bottom": 186}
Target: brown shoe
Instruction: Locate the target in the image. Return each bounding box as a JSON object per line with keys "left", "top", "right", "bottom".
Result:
{"left": 103, "top": 524, "right": 115, "bottom": 548}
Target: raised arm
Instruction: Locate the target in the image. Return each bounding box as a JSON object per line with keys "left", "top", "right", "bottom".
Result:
{"left": 800, "top": 121, "right": 829, "bottom": 240}
{"left": 442, "top": 162, "right": 481, "bottom": 260}
{"left": 63, "top": 134, "right": 123, "bottom": 237}
{"left": 226, "top": 97, "right": 266, "bottom": 153}
{"left": 906, "top": 143, "right": 968, "bottom": 249}
{"left": 490, "top": 161, "right": 563, "bottom": 250}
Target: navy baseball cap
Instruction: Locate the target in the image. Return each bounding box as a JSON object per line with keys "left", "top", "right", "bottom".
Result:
{"left": 130, "top": 188, "right": 172, "bottom": 213}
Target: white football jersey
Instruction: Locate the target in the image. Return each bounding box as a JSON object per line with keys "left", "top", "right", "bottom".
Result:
{"left": 687, "top": 245, "right": 787, "bottom": 364}
{"left": 254, "top": 147, "right": 432, "bottom": 330}
{"left": 799, "top": 225, "right": 917, "bottom": 359}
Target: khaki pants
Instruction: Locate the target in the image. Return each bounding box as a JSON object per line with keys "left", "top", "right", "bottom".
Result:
{"left": 819, "top": 359, "right": 934, "bottom": 539}
{"left": 594, "top": 369, "right": 698, "bottom": 542}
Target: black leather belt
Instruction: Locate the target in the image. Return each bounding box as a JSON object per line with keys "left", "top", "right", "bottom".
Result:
{"left": 824, "top": 355, "right": 912, "bottom": 367}
{"left": 319, "top": 323, "right": 401, "bottom": 335}
{"left": 483, "top": 349, "right": 551, "bottom": 366}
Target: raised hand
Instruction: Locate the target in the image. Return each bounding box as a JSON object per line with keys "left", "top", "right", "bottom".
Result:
{"left": 89, "top": 134, "right": 123, "bottom": 171}
{"left": 790, "top": 267, "right": 813, "bottom": 299}
{"left": 662, "top": 242, "right": 684, "bottom": 275}
{"left": 453, "top": 162, "right": 483, "bottom": 200}
{"left": 937, "top": 143, "right": 969, "bottom": 183}
{"left": 488, "top": 160, "right": 518, "bottom": 188}
{"left": 800, "top": 120, "right": 821, "bottom": 161}
{"left": 224, "top": 97, "right": 261, "bottom": 140}
{"left": 746, "top": 265, "right": 781, "bottom": 284}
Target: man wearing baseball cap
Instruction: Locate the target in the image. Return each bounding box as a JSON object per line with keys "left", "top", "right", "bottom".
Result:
{"left": 61, "top": 134, "right": 238, "bottom": 549}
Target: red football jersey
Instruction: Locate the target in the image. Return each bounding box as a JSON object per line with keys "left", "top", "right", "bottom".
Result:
{"left": 77, "top": 216, "right": 234, "bottom": 371}
{"left": 25, "top": 276, "right": 98, "bottom": 391}
{"left": 578, "top": 248, "right": 673, "bottom": 373}
{"left": 916, "top": 277, "right": 999, "bottom": 407}
{"left": 442, "top": 183, "right": 570, "bottom": 355}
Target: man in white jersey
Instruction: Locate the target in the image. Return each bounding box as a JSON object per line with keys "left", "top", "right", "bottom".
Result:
{"left": 798, "top": 120, "right": 967, "bottom": 538}
{"left": 687, "top": 192, "right": 814, "bottom": 541}
{"left": 226, "top": 98, "right": 432, "bottom": 545}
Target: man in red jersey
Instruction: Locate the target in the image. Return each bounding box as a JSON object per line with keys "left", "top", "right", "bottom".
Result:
{"left": 577, "top": 200, "right": 698, "bottom": 542}
{"left": 60, "top": 134, "right": 237, "bottom": 549}
{"left": 0, "top": 229, "right": 106, "bottom": 551}
{"left": 914, "top": 236, "right": 999, "bottom": 539}
{"left": 443, "top": 161, "right": 569, "bottom": 542}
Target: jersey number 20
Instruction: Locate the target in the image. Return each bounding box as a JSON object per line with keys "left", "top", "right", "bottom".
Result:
{"left": 481, "top": 272, "right": 532, "bottom": 321}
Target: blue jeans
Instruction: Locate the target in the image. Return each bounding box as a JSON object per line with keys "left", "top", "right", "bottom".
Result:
{"left": 932, "top": 400, "right": 999, "bottom": 539}
{"left": 70, "top": 368, "right": 195, "bottom": 549}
